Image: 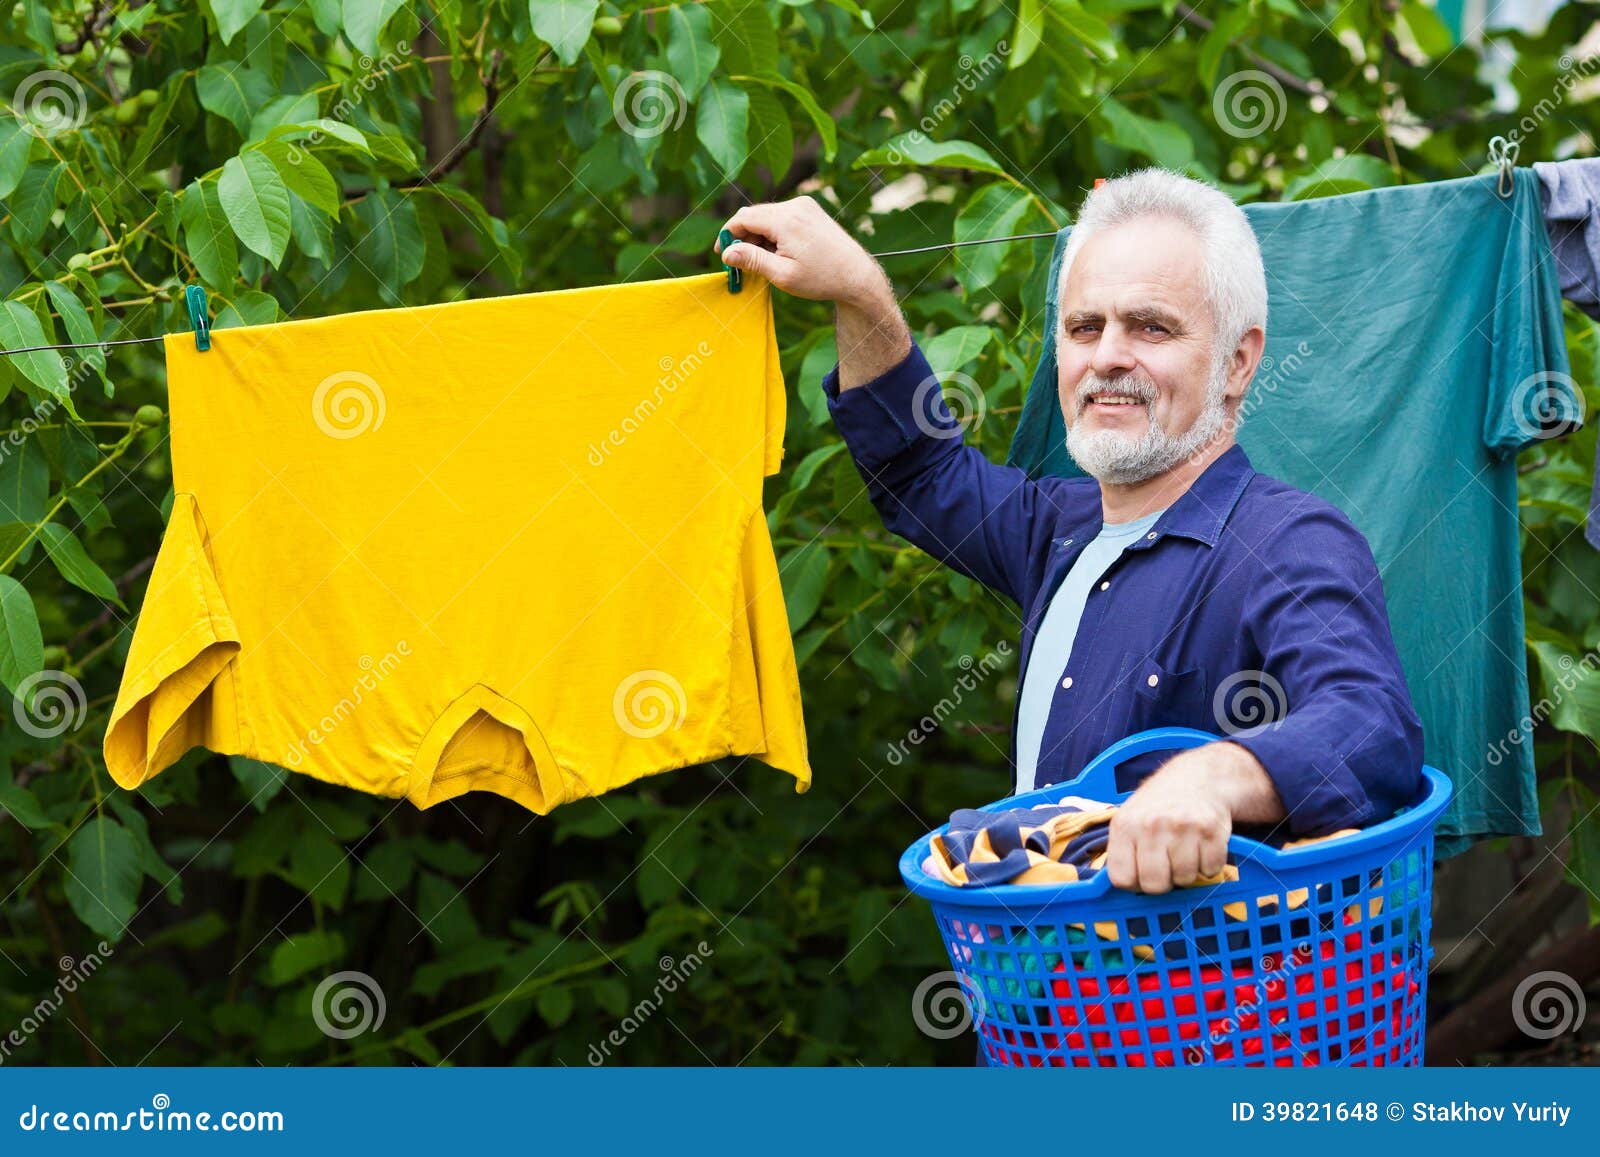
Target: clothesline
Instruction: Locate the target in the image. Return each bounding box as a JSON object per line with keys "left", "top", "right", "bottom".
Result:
{"left": 0, "top": 230, "right": 1063, "bottom": 357}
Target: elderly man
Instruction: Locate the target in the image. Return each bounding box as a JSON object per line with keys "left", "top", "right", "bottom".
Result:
{"left": 718, "top": 168, "right": 1423, "bottom": 896}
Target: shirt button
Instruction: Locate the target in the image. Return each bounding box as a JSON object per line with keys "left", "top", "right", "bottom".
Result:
{"left": 1099, "top": 580, "right": 1110, "bottom": 591}
{"left": 1146, "top": 532, "right": 1157, "bottom": 541}
{"left": 1147, "top": 673, "right": 1160, "bottom": 687}
{"left": 1061, "top": 676, "right": 1073, "bottom": 689}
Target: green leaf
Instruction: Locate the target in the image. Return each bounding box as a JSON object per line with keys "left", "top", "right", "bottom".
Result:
{"left": 0, "top": 301, "right": 70, "bottom": 406}
{"left": 230, "top": 756, "right": 289, "bottom": 811}
{"left": 789, "top": 442, "right": 845, "bottom": 492}
{"left": 283, "top": 828, "right": 353, "bottom": 911}
{"left": 43, "top": 281, "right": 108, "bottom": 391}
{"left": 696, "top": 79, "right": 749, "bottom": 178}
{"left": 854, "top": 134, "right": 1007, "bottom": 175}
{"left": 215, "top": 289, "right": 280, "bottom": 328}
{"left": 924, "top": 325, "right": 995, "bottom": 375}
{"left": 0, "top": 119, "right": 33, "bottom": 200}
{"left": 741, "top": 72, "right": 837, "bottom": 161}
{"left": 1098, "top": 98, "right": 1194, "bottom": 167}
{"left": 180, "top": 179, "right": 240, "bottom": 289}
{"left": 64, "top": 817, "right": 143, "bottom": 940}
{"left": 0, "top": 575, "right": 42, "bottom": 695}
{"left": 264, "top": 930, "right": 345, "bottom": 985}
{"left": 1283, "top": 154, "right": 1396, "bottom": 201}
{"left": 0, "top": 782, "right": 52, "bottom": 829}
{"left": 1048, "top": 0, "right": 1118, "bottom": 61}
{"left": 1012, "top": 0, "right": 1045, "bottom": 68}
{"left": 780, "top": 542, "right": 831, "bottom": 631}
{"left": 257, "top": 139, "right": 341, "bottom": 215}
{"left": 219, "top": 152, "right": 292, "bottom": 265}
{"left": 197, "top": 63, "right": 275, "bottom": 135}
{"left": 342, "top": 0, "right": 407, "bottom": 57}
{"left": 212, "top": 0, "right": 266, "bottom": 44}
{"left": 247, "top": 92, "right": 320, "bottom": 143}
{"left": 9, "top": 162, "right": 64, "bottom": 246}
{"left": 536, "top": 985, "right": 575, "bottom": 1027}
{"left": 38, "top": 524, "right": 123, "bottom": 606}
{"left": 1398, "top": 0, "right": 1453, "bottom": 59}
{"left": 667, "top": 4, "right": 720, "bottom": 98}
{"left": 0, "top": 441, "right": 47, "bottom": 525}
{"left": 528, "top": 0, "right": 600, "bottom": 66}
{"left": 954, "top": 183, "right": 1033, "bottom": 292}
{"left": 709, "top": 0, "right": 778, "bottom": 73}
{"left": 351, "top": 190, "right": 426, "bottom": 303}
{"left": 268, "top": 119, "right": 372, "bottom": 153}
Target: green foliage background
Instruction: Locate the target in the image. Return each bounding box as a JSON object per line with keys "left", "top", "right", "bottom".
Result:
{"left": 0, "top": 0, "right": 1596, "bottom": 1065}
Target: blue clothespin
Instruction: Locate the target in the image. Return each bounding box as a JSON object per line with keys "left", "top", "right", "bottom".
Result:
{"left": 718, "top": 229, "right": 742, "bottom": 294}
{"left": 185, "top": 284, "right": 211, "bottom": 351}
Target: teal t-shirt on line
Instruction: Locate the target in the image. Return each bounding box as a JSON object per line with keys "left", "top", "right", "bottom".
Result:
{"left": 1006, "top": 170, "right": 1577, "bottom": 857}
{"left": 1013, "top": 508, "right": 1165, "bottom": 796}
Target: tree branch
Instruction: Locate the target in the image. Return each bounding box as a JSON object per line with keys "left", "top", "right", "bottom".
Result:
{"left": 1173, "top": 3, "right": 1323, "bottom": 97}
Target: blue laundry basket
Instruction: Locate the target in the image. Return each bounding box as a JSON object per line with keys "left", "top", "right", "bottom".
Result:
{"left": 900, "top": 727, "right": 1452, "bottom": 1067}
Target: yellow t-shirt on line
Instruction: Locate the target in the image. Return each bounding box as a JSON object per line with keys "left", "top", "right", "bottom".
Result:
{"left": 104, "top": 272, "right": 812, "bottom": 814}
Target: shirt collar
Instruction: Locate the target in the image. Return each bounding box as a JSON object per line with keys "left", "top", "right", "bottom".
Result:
{"left": 1147, "top": 442, "right": 1257, "bottom": 548}
{"left": 1056, "top": 443, "right": 1257, "bottom": 552}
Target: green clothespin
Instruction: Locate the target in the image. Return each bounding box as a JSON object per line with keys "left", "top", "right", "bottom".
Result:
{"left": 718, "top": 229, "right": 742, "bottom": 294}
{"left": 185, "top": 284, "right": 211, "bottom": 351}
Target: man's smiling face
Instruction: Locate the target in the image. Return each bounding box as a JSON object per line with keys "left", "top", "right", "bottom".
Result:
{"left": 1056, "top": 216, "right": 1241, "bottom": 483}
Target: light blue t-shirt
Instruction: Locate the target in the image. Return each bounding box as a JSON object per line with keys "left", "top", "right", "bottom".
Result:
{"left": 1012, "top": 507, "right": 1166, "bottom": 795}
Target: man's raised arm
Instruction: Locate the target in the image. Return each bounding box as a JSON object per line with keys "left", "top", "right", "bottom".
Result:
{"left": 717, "top": 197, "right": 1064, "bottom": 606}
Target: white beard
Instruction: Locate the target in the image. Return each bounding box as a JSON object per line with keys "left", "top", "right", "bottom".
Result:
{"left": 1064, "top": 356, "right": 1233, "bottom": 485}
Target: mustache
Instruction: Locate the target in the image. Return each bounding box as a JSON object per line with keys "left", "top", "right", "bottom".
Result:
{"left": 1075, "top": 372, "right": 1157, "bottom": 413}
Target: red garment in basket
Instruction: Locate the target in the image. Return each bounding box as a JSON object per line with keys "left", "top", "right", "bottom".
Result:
{"left": 980, "top": 915, "right": 1421, "bottom": 1067}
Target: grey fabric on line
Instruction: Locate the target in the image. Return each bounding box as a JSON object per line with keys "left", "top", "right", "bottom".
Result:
{"left": 1533, "top": 158, "right": 1600, "bottom": 551}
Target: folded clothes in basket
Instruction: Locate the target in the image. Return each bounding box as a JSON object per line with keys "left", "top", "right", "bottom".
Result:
{"left": 924, "top": 801, "right": 1359, "bottom": 888}
{"left": 924, "top": 802, "right": 1365, "bottom": 963}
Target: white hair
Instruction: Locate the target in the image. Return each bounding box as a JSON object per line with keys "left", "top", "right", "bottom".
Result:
{"left": 1057, "top": 168, "right": 1267, "bottom": 351}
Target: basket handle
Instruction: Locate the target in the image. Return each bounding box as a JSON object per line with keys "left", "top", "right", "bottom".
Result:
{"left": 1029, "top": 725, "right": 1298, "bottom": 875}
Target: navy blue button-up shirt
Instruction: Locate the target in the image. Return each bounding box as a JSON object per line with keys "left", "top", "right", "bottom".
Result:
{"left": 822, "top": 340, "right": 1423, "bottom": 836}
